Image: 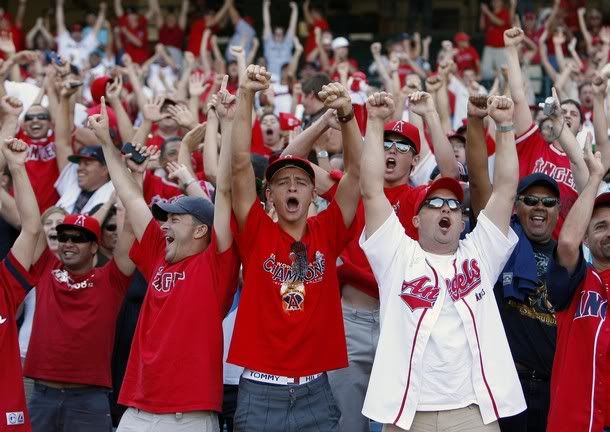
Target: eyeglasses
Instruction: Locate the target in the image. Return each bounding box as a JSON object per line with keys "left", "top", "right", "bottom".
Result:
{"left": 24, "top": 113, "right": 50, "bottom": 121}
{"left": 57, "top": 232, "right": 91, "bottom": 244}
{"left": 104, "top": 224, "right": 117, "bottom": 232}
{"left": 518, "top": 195, "right": 560, "bottom": 208}
{"left": 423, "top": 197, "right": 462, "bottom": 211}
{"left": 383, "top": 140, "right": 415, "bottom": 154}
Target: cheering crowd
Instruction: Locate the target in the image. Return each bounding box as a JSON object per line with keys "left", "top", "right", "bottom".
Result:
{"left": 0, "top": 0, "right": 610, "bottom": 431}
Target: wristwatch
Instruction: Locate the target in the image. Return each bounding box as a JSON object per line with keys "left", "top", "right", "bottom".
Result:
{"left": 497, "top": 123, "right": 515, "bottom": 133}
{"left": 317, "top": 150, "right": 329, "bottom": 159}
{"left": 337, "top": 110, "right": 355, "bottom": 123}
{"left": 182, "top": 178, "right": 198, "bottom": 189}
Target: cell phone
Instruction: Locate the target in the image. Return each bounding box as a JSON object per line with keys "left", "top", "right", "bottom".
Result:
{"left": 121, "top": 142, "right": 147, "bottom": 165}
{"left": 67, "top": 81, "right": 83, "bottom": 88}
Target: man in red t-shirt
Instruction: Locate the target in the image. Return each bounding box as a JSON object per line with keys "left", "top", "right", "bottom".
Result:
{"left": 186, "top": 0, "right": 232, "bottom": 56}
{"left": 0, "top": 137, "right": 44, "bottom": 432}
{"left": 545, "top": 152, "right": 610, "bottom": 432}
{"left": 15, "top": 104, "right": 59, "bottom": 213}
{"left": 114, "top": 1, "right": 150, "bottom": 64}
{"left": 505, "top": 27, "right": 587, "bottom": 239}
{"left": 480, "top": 0, "right": 512, "bottom": 81}
{"left": 229, "top": 66, "right": 362, "bottom": 431}
{"left": 303, "top": 0, "right": 329, "bottom": 57}
{"left": 89, "top": 96, "right": 239, "bottom": 431}
{"left": 453, "top": 32, "right": 480, "bottom": 76}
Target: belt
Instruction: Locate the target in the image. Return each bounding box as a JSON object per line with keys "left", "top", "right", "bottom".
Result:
{"left": 242, "top": 369, "right": 322, "bottom": 385}
{"left": 35, "top": 380, "right": 92, "bottom": 389}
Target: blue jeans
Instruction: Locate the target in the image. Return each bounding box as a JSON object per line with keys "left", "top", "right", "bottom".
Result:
{"left": 29, "top": 383, "right": 112, "bottom": 432}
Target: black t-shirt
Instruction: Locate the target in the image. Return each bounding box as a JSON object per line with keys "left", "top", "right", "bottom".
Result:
{"left": 494, "top": 236, "right": 557, "bottom": 377}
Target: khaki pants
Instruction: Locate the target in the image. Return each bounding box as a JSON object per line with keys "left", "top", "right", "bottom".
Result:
{"left": 117, "top": 408, "right": 219, "bottom": 432}
{"left": 382, "top": 405, "right": 500, "bottom": 432}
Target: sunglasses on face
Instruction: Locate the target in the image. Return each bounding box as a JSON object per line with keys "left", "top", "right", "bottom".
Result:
{"left": 57, "top": 232, "right": 91, "bottom": 244}
{"left": 104, "top": 224, "right": 117, "bottom": 232}
{"left": 383, "top": 140, "right": 415, "bottom": 154}
{"left": 24, "top": 113, "right": 50, "bottom": 121}
{"left": 518, "top": 195, "right": 559, "bottom": 208}
{"left": 423, "top": 197, "right": 462, "bottom": 211}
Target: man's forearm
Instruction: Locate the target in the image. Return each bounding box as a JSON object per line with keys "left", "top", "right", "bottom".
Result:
{"left": 593, "top": 95, "right": 610, "bottom": 169}
{"left": 281, "top": 118, "right": 328, "bottom": 157}
{"left": 424, "top": 111, "right": 459, "bottom": 178}
{"left": 361, "top": 119, "right": 385, "bottom": 198}
{"left": 493, "top": 129, "right": 518, "bottom": 195}
{"left": 466, "top": 116, "right": 492, "bottom": 217}
{"left": 9, "top": 166, "right": 40, "bottom": 235}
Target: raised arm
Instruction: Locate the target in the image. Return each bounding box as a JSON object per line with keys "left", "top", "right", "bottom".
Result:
{"left": 15, "top": 0, "right": 27, "bottom": 28}
{"left": 114, "top": 0, "right": 124, "bottom": 17}
{"left": 56, "top": 0, "right": 67, "bottom": 35}
{"left": 286, "top": 2, "right": 299, "bottom": 39}
{"left": 231, "top": 65, "right": 270, "bottom": 228}
{"left": 483, "top": 96, "right": 518, "bottom": 235}
{"left": 208, "top": 0, "right": 232, "bottom": 28}
{"left": 91, "top": 3, "right": 108, "bottom": 37}
{"left": 552, "top": 30, "right": 567, "bottom": 72}
{"left": 361, "top": 92, "right": 395, "bottom": 238}
{"left": 262, "top": 0, "right": 272, "bottom": 40}
{"left": 538, "top": 30, "right": 558, "bottom": 82}
{"left": 556, "top": 144, "right": 605, "bottom": 274}
{"left": 481, "top": 3, "right": 505, "bottom": 26}
{"left": 179, "top": 0, "right": 189, "bottom": 30}
{"left": 88, "top": 98, "right": 152, "bottom": 241}
{"left": 105, "top": 75, "right": 135, "bottom": 143}
{"left": 0, "top": 96, "right": 23, "bottom": 171}
{"left": 504, "top": 27, "right": 534, "bottom": 137}
{"left": 178, "top": 122, "right": 207, "bottom": 179}
{"left": 122, "top": 54, "right": 147, "bottom": 113}
{"left": 465, "top": 95, "right": 492, "bottom": 219}
{"left": 318, "top": 83, "right": 361, "bottom": 226}
{"left": 592, "top": 74, "right": 610, "bottom": 170}
{"left": 55, "top": 80, "right": 81, "bottom": 172}
{"left": 408, "top": 90, "right": 460, "bottom": 179}
{"left": 547, "top": 87, "right": 588, "bottom": 192}
{"left": 213, "top": 81, "right": 238, "bottom": 252}
{"left": 3, "top": 138, "right": 41, "bottom": 271}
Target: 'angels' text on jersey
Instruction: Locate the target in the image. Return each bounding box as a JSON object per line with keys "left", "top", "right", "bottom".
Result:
{"left": 151, "top": 266, "right": 185, "bottom": 293}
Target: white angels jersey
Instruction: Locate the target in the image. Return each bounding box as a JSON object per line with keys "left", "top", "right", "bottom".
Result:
{"left": 359, "top": 211, "right": 526, "bottom": 430}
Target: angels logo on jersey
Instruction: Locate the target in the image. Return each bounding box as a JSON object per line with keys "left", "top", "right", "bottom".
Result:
{"left": 52, "top": 269, "right": 93, "bottom": 290}
{"left": 574, "top": 290, "right": 607, "bottom": 320}
{"left": 446, "top": 259, "right": 481, "bottom": 301}
{"left": 400, "top": 276, "right": 440, "bottom": 311}
{"left": 151, "top": 266, "right": 185, "bottom": 293}
{"left": 263, "top": 246, "right": 326, "bottom": 312}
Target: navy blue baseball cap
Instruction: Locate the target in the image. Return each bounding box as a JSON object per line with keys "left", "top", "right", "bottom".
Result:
{"left": 151, "top": 195, "right": 214, "bottom": 227}
{"left": 68, "top": 145, "right": 106, "bottom": 165}
{"left": 517, "top": 173, "right": 559, "bottom": 197}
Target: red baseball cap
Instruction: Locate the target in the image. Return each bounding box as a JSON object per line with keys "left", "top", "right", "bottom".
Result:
{"left": 594, "top": 192, "right": 610, "bottom": 210}
{"left": 265, "top": 155, "right": 315, "bottom": 182}
{"left": 56, "top": 214, "right": 101, "bottom": 242}
{"left": 90, "top": 76, "right": 113, "bottom": 105}
{"left": 454, "top": 32, "right": 470, "bottom": 43}
{"left": 278, "top": 112, "right": 302, "bottom": 131}
{"left": 413, "top": 177, "right": 465, "bottom": 214}
{"left": 384, "top": 120, "right": 421, "bottom": 154}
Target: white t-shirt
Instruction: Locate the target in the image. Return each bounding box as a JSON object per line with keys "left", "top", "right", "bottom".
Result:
{"left": 222, "top": 305, "right": 244, "bottom": 385}
{"left": 55, "top": 163, "right": 115, "bottom": 214}
{"left": 418, "top": 253, "right": 476, "bottom": 410}
{"left": 18, "top": 288, "right": 36, "bottom": 360}
{"left": 409, "top": 151, "right": 436, "bottom": 186}
{"left": 272, "top": 82, "right": 292, "bottom": 116}
{"left": 56, "top": 31, "right": 98, "bottom": 70}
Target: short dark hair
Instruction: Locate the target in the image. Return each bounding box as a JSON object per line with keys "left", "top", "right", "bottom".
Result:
{"left": 301, "top": 73, "right": 331, "bottom": 97}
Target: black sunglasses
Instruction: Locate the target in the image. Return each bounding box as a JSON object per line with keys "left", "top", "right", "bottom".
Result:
{"left": 383, "top": 140, "right": 415, "bottom": 154}
{"left": 518, "top": 195, "right": 559, "bottom": 208}
{"left": 57, "top": 232, "right": 91, "bottom": 244}
{"left": 104, "top": 224, "right": 117, "bottom": 232}
{"left": 423, "top": 197, "right": 462, "bottom": 211}
{"left": 24, "top": 113, "right": 50, "bottom": 121}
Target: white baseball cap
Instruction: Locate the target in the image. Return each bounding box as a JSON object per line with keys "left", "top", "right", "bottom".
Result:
{"left": 331, "top": 37, "right": 349, "bottom": 50}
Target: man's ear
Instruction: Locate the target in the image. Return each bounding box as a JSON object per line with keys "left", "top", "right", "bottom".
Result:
{"left": 193, "top": 224, "right": 209, "bottom": 240}
{"left": 265, "top": 187, "right": 273, "bottom": 205}
{"left": 412, "top": 215, "right": 420, "bottom": 228}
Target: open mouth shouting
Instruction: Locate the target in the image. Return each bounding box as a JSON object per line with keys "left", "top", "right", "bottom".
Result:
{"left": 385, "top": 156, "right": 397, "bottom": 171}
{"left": 529, "top": 212, "right": 547, "bottom": 228}
{"left": 286, "top": 196, "right": 300, "bottom": 213}
{"left": 438, "top": 216, "right": 452, "bottom": 233}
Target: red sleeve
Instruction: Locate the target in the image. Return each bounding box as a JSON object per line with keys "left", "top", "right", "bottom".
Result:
{"left": 515, "top": 123, "right": 544, "bottom": 177}
{"left": 207, "top": 232, "right": 240, "bottom": 317}
{"left": 29, "top": 247, "right": 56, "bottom": 282}
{"left": 1, "top": 252, "right": 36, "bottom": 312}
{"left": 314, "top": 199, "right": 353, "bottom": 255}
{"left": 235, "top": 200, "right": 268, "bottom": 258}
{"left": 129, "top": 219, "right": 165, "bottom": 280}
{"left": 100, "top": 259, "right": 132, "bottom": 296}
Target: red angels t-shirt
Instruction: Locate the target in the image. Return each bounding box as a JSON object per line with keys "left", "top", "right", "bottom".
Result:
{"left": 323, "top": 183, "right": 424, "bottom": 299}
{"left": 484, "top": 8, "right": 510, "bottom": 48}
{"left": 0, "top": 253, "right": 34, "bottom": 431}
{"left": 16, "top": 130, "right": 60, "bottom": 213}
{"left": 454, "top": 46, "right": 480, "bottom": 73}
{"left": 229, "top": 200, "right": 351, "bottom": 376}
{"left": 187, "top": 19, "right": 214, "bottom": 56}
{"left": 23, "top": 248, "right": 131, "bottom": 387}
{"left": 118, "top": 15, "right": 150, "bottom": 64}
{"left": 516, "top": 123, "right": 576, "bottom": 239}
{"left": 119, "top": 220, "right": 240, "bottom": 413}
